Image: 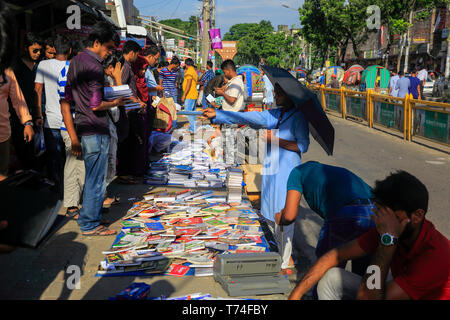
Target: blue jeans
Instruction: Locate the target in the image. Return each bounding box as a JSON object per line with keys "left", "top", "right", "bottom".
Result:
{"left": 201, "top": 94, "right": 209, "bottom": 109}
{"left": 184, "top": 99, "right": 197, "bottom": 133}
{"left": 78, "top": 134, "right": 110, "bottom": 232}
{"left": 43, "top": 128, "right": 65, "bottom": 199}
{"left": 316, "top": 201, "right": 376, "bottom": 276}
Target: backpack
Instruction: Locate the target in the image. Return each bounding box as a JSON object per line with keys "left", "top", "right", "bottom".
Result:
{"left": 153, "top": 97, "right": 178, "bottom": 133}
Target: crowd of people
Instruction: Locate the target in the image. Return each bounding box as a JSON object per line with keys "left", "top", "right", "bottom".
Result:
{"left": 0, "top": 11, "right": 448, "bottom": 300}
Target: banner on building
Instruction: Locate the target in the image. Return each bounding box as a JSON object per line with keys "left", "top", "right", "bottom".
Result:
{"left": 178, "top": 40, "right": 185, "bottom": 48}
{"left": 209, "top": 28, "right": 223, "bottom": 50}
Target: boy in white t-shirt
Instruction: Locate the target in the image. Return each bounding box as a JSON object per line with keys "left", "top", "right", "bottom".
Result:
{"left": 34, "top": 35, "right": 71, "bottom": 199}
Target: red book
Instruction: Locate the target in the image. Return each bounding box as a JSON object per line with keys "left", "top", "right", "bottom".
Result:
{"left": 165, "top": 264, "right": 190, "bottom": 277}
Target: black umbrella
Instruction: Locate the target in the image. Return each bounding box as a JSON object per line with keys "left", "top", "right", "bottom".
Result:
{"left": 262, "top": 65, "right": 335, "bottom": 155}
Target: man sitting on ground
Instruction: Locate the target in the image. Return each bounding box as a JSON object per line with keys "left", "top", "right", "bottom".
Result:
{"left": 275, "top": 161, "right": 376, "bottom": 276}
{"left": 286, "top": 170, "right": 450, "bottom": 300}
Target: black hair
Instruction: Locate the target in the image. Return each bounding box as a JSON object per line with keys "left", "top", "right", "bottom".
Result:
{"left": 372, "top": 171, "right": 429, "bottom": 216}
{"left": 103, "top": 49, "right": 123, "bottom": 69}
{"left": 54, "top": 34, "right": 71, "bottom": 55}
{"left": 122, "top": 40, "right": 141, "bottom": 55}
{"left": 24, "top": 32, "right": 43, "bottom": 49}
{"left": 207, "top": 61, "right": 213, "bottom": 68}
{"left": 161, "top": 61, "right": 169, "bottom": 67}
{"left": 69, "top": 39, "right": 86, "bottom": 59}
{"left": 86, "top": 21, "right": 120, "bottom": 47}
{"left": 185, "top": 58, "right": 194, "bottom": 66}
{"left": 399, "top": 71, "right": 405, "bottom": 76}
{"left": 45, "top": 37, "right": 55, "bottom": 48}
{"left": 170, "top": 56, "right": 180, "bottom": 66}
{"left": 142, "top": 45, "right": 160, "bottom": 57}
{"left": 0, "top": 1, "right": 17, "bottom": 83}
{"left": 221, "top": 59, "right": 236, "bottom": 72}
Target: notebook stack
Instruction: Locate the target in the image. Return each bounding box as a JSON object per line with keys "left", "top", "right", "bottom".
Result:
{"left": 104, "top": 85, "right": 140, "bottom": 110}
{"left": 226, "top": 168, "right": 243, "bottom": 204}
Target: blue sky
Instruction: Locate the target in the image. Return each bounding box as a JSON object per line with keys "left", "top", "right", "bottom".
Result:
{"left": 134, "top": 0, "right": 303, "bottom": 35}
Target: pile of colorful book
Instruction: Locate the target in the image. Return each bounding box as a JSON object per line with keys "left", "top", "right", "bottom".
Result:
{"left": 96, "top": 189, "right": 267, "bottom": 277}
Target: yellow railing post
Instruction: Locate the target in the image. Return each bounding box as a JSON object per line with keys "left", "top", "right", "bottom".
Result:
{"left": 320, "top": 85, "right": 326, "bottom": 111}
{"left": 403, "top": 94, "right": 410, "bottom": 140}
{"left": 367, "top": 89, "right": 372, "bottom": 128}
{"left": 408, "top": 95, "right": 413, "bottom": 141}
{"left": 341, "top": 86, "right": 346, "bottom": 119}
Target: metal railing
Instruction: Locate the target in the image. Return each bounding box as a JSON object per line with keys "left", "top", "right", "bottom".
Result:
{"left": 308, "top": 84, "right": 450, "bottom": 146}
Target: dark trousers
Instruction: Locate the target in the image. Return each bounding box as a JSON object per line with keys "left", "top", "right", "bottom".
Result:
{"left": 43, "top": 128, "right": 65, "bottom": 199}
{"left": 0, "top": 139, "right": 10, "bottom": 176}
{"left": 117, "top": 107, "right": 153, "bottom": 177}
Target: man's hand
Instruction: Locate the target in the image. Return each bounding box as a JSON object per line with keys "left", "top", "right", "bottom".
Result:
{"left": 115, "top": 97, "right": 126, "bottom": 107}
{"left": 112, "top": 61, "right": 123, "bottom": 85}
{"left": 202, "top": 108, "right": 216, "bottom": 119}
{"left": 275, "top": 209, "right": 284, "bottom": 225}
{"left": 371, "top": 205, "right": 409, "bottom": 238}
{"left": 181, "top": 96, "right": 186, "bottom": 104}
{"left": 23, "top": 125, "right": 34, "bottom": 143}
{"left": 156, "top": 85, "right": 164, "bottom": 92}
{"left": 71, "top": 138, "right": 82, "bottom": 158}
{"left": 214, "top": 87, "right": 225, "bottom": 96}
{"left": 35, "top": 117, "right": 44, "bottom": 127}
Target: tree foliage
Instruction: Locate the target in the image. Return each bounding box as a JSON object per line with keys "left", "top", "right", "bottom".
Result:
{"left": 223, "top": 21, "right": 301, "bottom": 68}
{"left": 157, "top": 16, "right": 198, "bottom": 49}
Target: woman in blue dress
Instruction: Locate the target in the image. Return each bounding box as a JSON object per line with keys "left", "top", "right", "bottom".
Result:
{"left": 203, "top": 84, "right": 310, "bottom": 273}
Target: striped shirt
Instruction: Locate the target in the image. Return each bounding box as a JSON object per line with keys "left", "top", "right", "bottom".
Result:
{"left": 159, "top": 67, "right": 178, "bottom": 98}
{"left": 201, "top": 69, "right": 215, "bottom": 87}
{"left": 57, "top": 60, "right": 71, "bottom": 130}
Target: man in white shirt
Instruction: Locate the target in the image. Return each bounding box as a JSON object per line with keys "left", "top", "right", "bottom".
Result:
{"left": 389, "top": 70, "right": 400, "bottom": 97}
{"left": 417, "top": 66, "right": 428, "bottom": 98}
{"left": 213, "top": 59, "right": 245, "bottom": 112}
{"left": 209, "top": 59, "right": 245, "bottom": 164}
{"left": 35, "top": 34, "right": 71, "bottom": 199}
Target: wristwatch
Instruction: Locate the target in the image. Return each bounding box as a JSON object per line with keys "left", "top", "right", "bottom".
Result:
{"left": 24, "top": 121, "right": 34, "bottom": 127}
{"left": 380, "top": 233, "right": 398, "bottom": 246}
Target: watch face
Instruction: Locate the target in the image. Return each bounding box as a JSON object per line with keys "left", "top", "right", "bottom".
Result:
{"left": 381, "top": 234, "right": 392, "bottom": 245}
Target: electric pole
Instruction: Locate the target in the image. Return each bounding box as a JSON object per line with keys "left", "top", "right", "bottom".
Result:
{"left": 211, "top": 0, "right": 216, "bottom": 70}
{"left": 201, "top": 0, "right": 211, "bottom": 70}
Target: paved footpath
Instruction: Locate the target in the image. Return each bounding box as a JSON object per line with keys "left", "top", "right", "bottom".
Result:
{"left": 0, "top": 113, "right": 448, "bottom": 300}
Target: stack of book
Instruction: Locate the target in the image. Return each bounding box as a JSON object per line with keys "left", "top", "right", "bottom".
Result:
{"left": 96, "top": 191, "right": 266, "bottom": 277}
{"left": 104, "top": 85, "right": 140, "bottom": 110}
{"left": 226, "top": 168, "right": 243, "bottom": 203}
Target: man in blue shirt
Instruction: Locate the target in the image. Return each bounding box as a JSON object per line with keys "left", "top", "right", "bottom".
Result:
{"left": 200, "top": 61, "right": 215, "bottom": 109}
{"left": 159, "top": 56, "right": 180, "bottom": 101}
{"left": 395, "top": 71, "right": 410, "bottom": 98}
{"left": 274, "top": 161, "right": 375, "bottom": 276}
{"left": 408, "top": 70, "right": 421, "bottom": 100}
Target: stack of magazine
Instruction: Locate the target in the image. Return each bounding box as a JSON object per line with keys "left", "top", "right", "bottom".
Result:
{"left": 104, "top": 85, "right": 140, "bottom": 110}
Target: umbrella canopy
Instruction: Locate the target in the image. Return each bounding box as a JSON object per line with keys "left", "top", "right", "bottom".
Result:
{"left": 361, "top": 65, "right": 390, "bottom": 89}
{"left": 343, "top": 65, "right": 364, "bottom": 85}
{"left": 325, "top": 66, "right": 345, "bottom": 84}
{"left": 237, "top": 65, "right": 262, "bottom": 96}
{"left": 262, "top": 65, "right": 335, "bottom": 155}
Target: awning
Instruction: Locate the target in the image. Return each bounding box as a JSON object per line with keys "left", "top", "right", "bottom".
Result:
{"left": 127, "top": 25, "right": 148, "bottom": 37}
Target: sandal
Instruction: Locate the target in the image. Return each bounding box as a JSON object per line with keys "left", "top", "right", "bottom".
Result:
{"left": 117, "top": 176, "right": 139, "bottom": 185}
{"left": 82, "top": 225, "right": 117, "bottom": 236}
{"left": 103, "top": 196, "right": 121, "bottom": 209}
{"left": 66, "top": 207, "right": 80, "bottom": 220}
